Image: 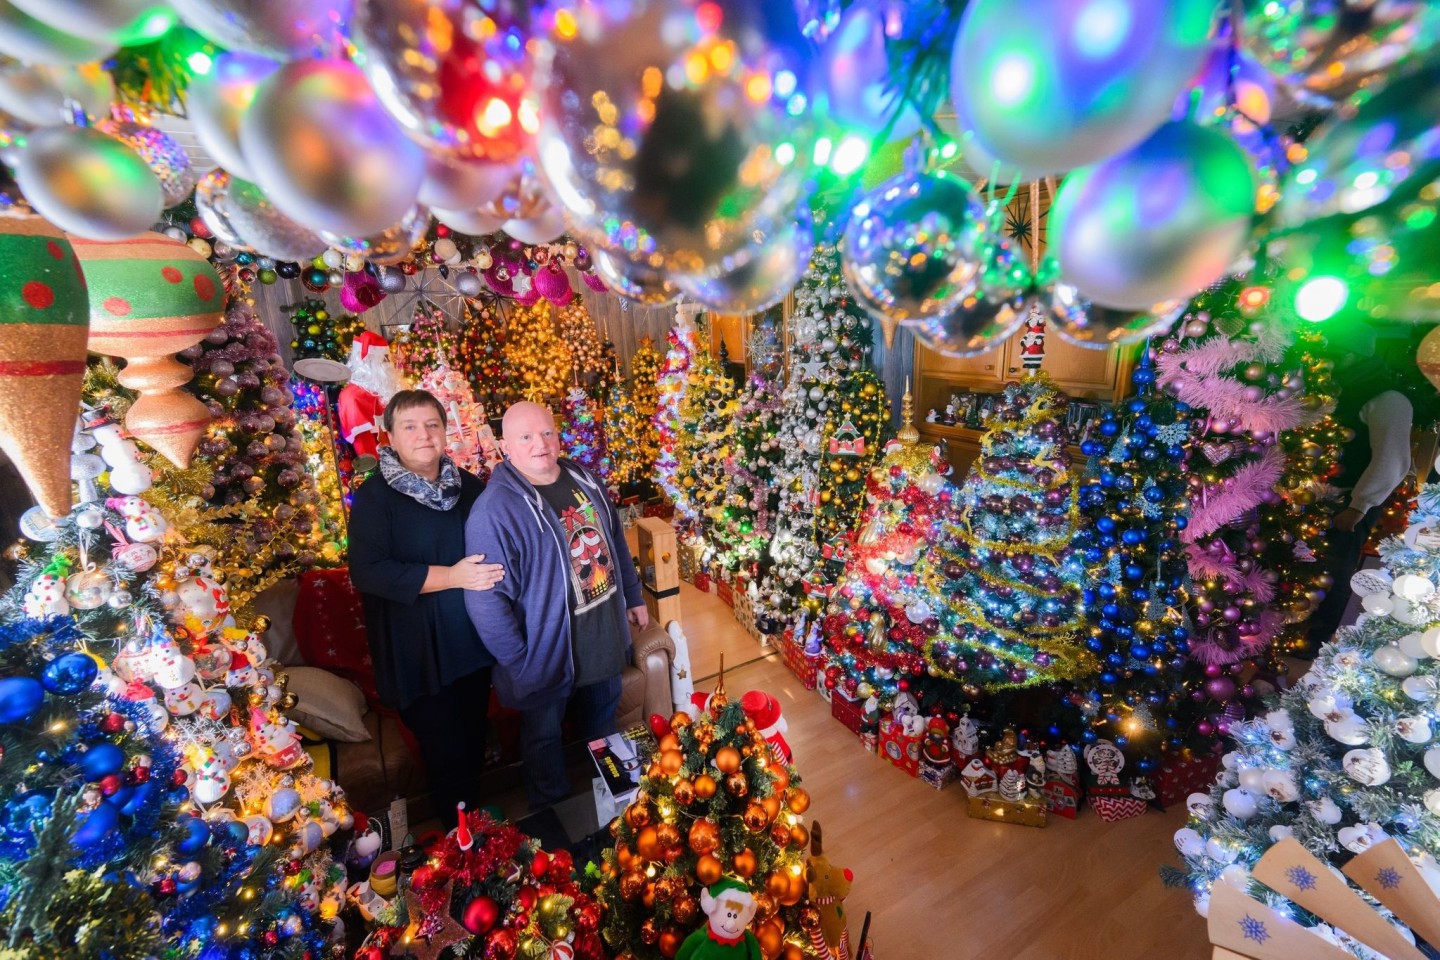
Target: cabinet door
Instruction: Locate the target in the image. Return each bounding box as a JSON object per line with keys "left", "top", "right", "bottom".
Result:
{"left": 915, "top": 340, "right": 1006, "bottom": 384}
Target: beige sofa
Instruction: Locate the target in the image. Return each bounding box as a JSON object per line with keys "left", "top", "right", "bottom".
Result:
{"left": 251, "top": 578, "right": 676, "bottom": 819}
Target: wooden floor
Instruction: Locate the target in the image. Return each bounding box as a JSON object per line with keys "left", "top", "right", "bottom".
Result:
{"left": 673, "top": 577, "right": 1211, "bottom": 960}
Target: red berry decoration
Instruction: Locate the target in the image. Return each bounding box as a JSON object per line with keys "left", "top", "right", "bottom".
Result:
{"left": 263, "top": 930, "right": 279, "bottom": 948}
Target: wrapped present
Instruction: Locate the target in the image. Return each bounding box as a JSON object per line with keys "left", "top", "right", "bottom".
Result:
{"left": 920, "top": 760, "right": 957, "bottom": 790}
{"left": 778, "top": 634, "right": 818, "bottom": 690}
{"left": 642, "top": 499, "right": 675, "bottom": 519}
{"left": 1154, "top": 752, "right": 1221, "bottom": 810}
{"left": 879, "top": 719, "right": 920, "bottom": 776}
{"left": 693, "top": 571, "right": 710, "bottom": 592}
{"left": 1088, "top": 788, "right": 1149, "bottom": 823}
{"left": 860, "top": 731, "right": 878, "bottom": 753}
{"left": 967, "top": 792, "right": 1047, "bottom": 827}
{"left": 960, "top": 758, "right": 997, "bottom": 796}
{"left": 1043, "top": 780, "right": 1081, "bottom": 820}
{"left": 716, "top": 579, "right": 734, "bottom": 607}
{"left": 830, "top": 687, "right": 864, "bottom": 736}
{"left": 1043, "top": 744, "right": 1083, "bottom": 819}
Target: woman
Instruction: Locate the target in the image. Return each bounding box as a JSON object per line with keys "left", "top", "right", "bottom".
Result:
{"left": 349, "top": 389, "right": 504, "bottom": 827}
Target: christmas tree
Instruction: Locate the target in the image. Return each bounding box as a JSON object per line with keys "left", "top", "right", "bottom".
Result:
{"left": 87, "top": 295, "right": 331, "bottom": 610}
{"left": 286, "top": 296, "right": 365, "bottom": 363}
{"left": 556, "top": 298, "right": 606, "bottom": 391}
{"left": 456, "top": 297, "right": 512, "bottom": 410}
{"left": 418, "top": 362, "right": 496, "bottom": 478}
{"left": 595, "top": 333, "right": 621, "bottom": 400}
{"left": 926, "top": 374, "right": 1098, "bottom": 689}
{"left": 0, "top": 422, "right": 347, "bottom": 959}
{"left": 1157, "top": 282, "right": 1317, "bottom": 725}
{"left": 759, "top": 244, "right": 886, "bottom": 625}
{"left": 355, "top": 812, "right": 603, "bottom": 960}
{"left": 290, "top": 380, "right": 349, "bottom": 565}
{"left": 653, "top": 308, "right": 701, "bottom": 519}
{"left": 711, "top": 362, "right": 784, "bottom": 579}
{"left": 628, "top": 337, "right": 664, "bottom": 474}
{"left": 1073, "top": 354, "right": 1199, "bottom": 769}
{"left": 823, "top": 394, "right": 960, "bottom": 709}
{"left": 1262, "top": 329, "right": 1346, "bottom": 657}
{"left": 392, "top": 300, "right": 458, "bottom": 382}
{"left": 505, "top": 300, "right": 573, "bottom": 404}
{"left": 674, "top": 348, "right": 740, "bottom": 546}
{"left": 594, "top": 690, "right": 830, "bottom": 960}
{"left": 1166, "top": 481, "right": 1440, "bottom": 931}
{"left": 562, "top": 386, "right": 608, "bottom": 477}
{"left": 601, "top": 377, "right": 649, "bottom": 491}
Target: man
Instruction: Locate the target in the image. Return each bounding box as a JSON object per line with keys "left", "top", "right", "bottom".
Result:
{"left": 464, "top": 401, "right": 648, "bottom": 809}
{"left": 1307, "top": 324, "right": 1414, "bottom": 651}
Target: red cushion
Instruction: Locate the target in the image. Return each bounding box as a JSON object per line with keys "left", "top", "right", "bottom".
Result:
{"left": 293, "top": 568, "right": 383, "bottom": 707}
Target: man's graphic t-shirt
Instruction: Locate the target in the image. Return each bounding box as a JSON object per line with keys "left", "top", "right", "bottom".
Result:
{"left": 534, "top": 472, "right": 628, "bottom": 686}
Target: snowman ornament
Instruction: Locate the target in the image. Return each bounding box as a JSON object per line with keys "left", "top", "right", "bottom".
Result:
{"left": 90, "top": 422, "right": 152, "bottom": 495}
{"left": 22, "top": 573, "right": 70, "bottom": 617}
{"left": 108, "top": 496, "right": 167, "bottom": 543}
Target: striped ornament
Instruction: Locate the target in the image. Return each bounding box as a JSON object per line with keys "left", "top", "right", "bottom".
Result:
{"left": 0, "top": 215, "right": 89, "bottom": 516}
{"left": 72, "top": 231, "right": 223, "bottom": 467}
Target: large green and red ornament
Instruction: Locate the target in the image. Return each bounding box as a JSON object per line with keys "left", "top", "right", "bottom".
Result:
{"left": 0, "top": 215, "right": 89, "bottom": 517}
{"left": 72, "top": 232, "right": 223, "bottom": 467}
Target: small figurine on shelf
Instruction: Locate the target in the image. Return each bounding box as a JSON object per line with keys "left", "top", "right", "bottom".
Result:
{"left": 1085, "top": 738, "right": 1148, "bottom": 822}
{"left": 961, "top": 758, "right": 997, "bottom": 796}
{"left": 985, "top": 727, "right": 1021, "bottom": 773}
{"left": 925, "top": 408, "right": 938, "bottom": 423}
{"left": 998, "top": 768, "right": 1026, "bottom": 802}
{"left": 920, "top": 716, "right": 952, "bottom": 767}
{"left": 939, "top": 402, "right": 956, "bottom": 426}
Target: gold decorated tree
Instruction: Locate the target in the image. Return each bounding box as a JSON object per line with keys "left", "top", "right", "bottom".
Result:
{"left": 505, "top": 300, "right": 573, "bottom": 403}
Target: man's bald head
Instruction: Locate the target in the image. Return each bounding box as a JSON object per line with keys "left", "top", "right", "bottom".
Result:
{"left": 500, "top": 401, "right": 562, "bottom": 484}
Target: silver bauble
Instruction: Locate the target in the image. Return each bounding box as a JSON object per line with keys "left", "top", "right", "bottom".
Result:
{"left": 320, "top": 205, "right": 431, "bottom": 266}
{"left": 534, "top": 0, "right": 814, "bottom": 275}
{"left": 186, "top": 49, "right": 279, "bottom": 182}
{"left": 0, "top": 1, "right": 116, "bottom": 65}
{"left": 170, "top": 0, "right": 351, "bottom": 60}
{"left": 195, "top": 169, "right": 327, "bottom": 262}
{"left": 241, "top": 58, "right": 424, "bottom": 238}
{"left": 15, "top": 125, "right": 162, "bottom": 241}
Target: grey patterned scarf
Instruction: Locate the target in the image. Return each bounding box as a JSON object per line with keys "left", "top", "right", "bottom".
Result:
{"left": 378, "top": 446, "right": 462, "bottom": 511}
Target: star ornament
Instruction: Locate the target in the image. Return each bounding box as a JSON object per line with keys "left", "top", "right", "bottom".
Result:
{"left": 395, "top": 881, "right": 471, "bottom": 960}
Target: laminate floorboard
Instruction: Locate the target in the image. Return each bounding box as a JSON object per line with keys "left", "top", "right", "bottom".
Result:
{"left": 670, "top": 580, "right": 1210, "bottom": 960}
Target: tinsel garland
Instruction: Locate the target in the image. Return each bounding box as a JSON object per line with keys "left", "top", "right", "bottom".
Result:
{"left": 1155, "top": 329, "right": 1315, "bottom": 436}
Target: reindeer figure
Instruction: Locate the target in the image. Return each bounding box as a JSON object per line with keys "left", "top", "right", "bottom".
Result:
{"left": 805, "top": 822, "right": 854, "bottom": 960}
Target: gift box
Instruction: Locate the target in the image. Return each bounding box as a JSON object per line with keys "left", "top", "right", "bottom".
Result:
{"left": 1088, "top": 787, "right": 1149, "bottom": 823}
{"left": 830, "top": 688, "right": 865, "bottom": 736}
{"left": 778, "top": 635, "right": 818, "bottom": 691}
{"left": 1042, "top": 780, "right": 1081, "bottom": 820}
{"left": 967, "top": 793, "right": 1047, "bottom": 827}
{"left": 879, "top": 719, "right": 920, "bottom": 776}
{"left": 860, "top": 731, "right": 878, "bottom": 753}
{"left": 642, "top": 499, "right": 674, "bottom": 520}
{"left": 716, "top": 579, "right": 734, "bottom": 607}
{"left": 1154, "top": 753, "right": 1222, "bottom": 810}
{"left": 920, "top": 760, "right": 958, "bottom": 790}
{"left": 693, "top": 571, "right": 710, "bottom": 592}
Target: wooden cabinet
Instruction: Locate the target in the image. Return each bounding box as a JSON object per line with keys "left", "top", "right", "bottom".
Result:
{"left": 912, "top": 311, "right": 1138, "bottom": 474}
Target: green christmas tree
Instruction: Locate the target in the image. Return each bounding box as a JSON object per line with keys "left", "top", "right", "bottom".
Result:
{"left": 926, "top": 374, "right": 1097, "bottom": 689}
{"left": 392, "top": 300, "right": 457, "bottom": 382}
{"left": 675, "top": 348, "right": 739, "bottom": 547}
{"left": 456, "top": 297, "right": 512, "bottom": 410}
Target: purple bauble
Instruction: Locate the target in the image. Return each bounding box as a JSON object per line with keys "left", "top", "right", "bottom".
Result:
{"left": 1204, "top": 677, "right": 1237, "bottom": 701}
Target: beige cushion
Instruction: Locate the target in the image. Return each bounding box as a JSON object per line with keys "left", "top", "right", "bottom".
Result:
{"left": 285, "top": 666, "right": 371, "bottom": 742}
{"left": 251, "top": 578, "right": 303, "bottom": 666}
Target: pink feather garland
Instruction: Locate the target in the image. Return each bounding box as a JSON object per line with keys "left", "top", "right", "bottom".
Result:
{"left": 1156, "top": 328, "right": 1317, "bottom": 434}
{"left": 1184, "top": 543, "right": 1278, "bottom": 604}
{"left": 1181, "top": 446, "right": 1287, "bottom": 542}
{"left": 1188, "top": 609, "right": 1283, "bottom": 665}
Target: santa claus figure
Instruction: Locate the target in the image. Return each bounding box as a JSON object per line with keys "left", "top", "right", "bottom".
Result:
{"left": 739, "top": 690, "right": 792, "bottom": 764}
{"left": 338, "top": 330, "right": 406, "bottom": 463}
{"left": 1018, "top": 312, "right": 1047, "bottom": 371}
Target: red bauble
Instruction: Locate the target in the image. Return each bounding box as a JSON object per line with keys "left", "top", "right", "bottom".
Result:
{"left": 486, "top": 928, "right": 517, "bottom": 960}
{"left": 462, "top": 895, "right": 501, "bottom": 935}
{"left": 101, "top": 712, "right": 125, "bottom": 733}
{"left": 648, "top": 713, "right": 671, "bottom": 737}
{"left": 99, "top": 774, "right": 122, "bottom": 796}
{"left": 171, "top": 769, "right": 188, "bottom": 786}
{"left": 517, "top": 884, "right": 537, "bottom": 910}
{"left": 547, "top": 848, "right": 574, "bottom": 883}
{"left": 576, "top": 902, "right": 600, "bottom": 933}
{"left": 262, "top": 930, "right": 279, "bottom": 948}
{"left": 530, "top": 850, "right": 550, "bottom": 879}
{"left": 157, "top": 878, "right": 176, "bottom": 895}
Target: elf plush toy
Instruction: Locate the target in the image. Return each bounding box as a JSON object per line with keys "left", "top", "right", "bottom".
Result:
{"left": 676, "top": 878, "right": 762, "bottom": 960}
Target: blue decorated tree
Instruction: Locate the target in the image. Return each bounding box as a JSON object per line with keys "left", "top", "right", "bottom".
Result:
{"left": 562, "top": 386, "right": 607, "bottom": 477}
{"left": 1073, "top": 354, "right": 1203, "bottom": 772}
{"left": 0, "top": 416, "right": 348, "bottom": 959}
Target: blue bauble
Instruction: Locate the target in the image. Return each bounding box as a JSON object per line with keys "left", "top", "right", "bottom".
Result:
{"left": 72, "top": 799, "right": 119, "bottom": 848}
{"left": 1144, "top": 485, "right": 1166, "bottom": 503}
{"left": 4, "top": 790, "right": 53, "bottom": 838}
{"left": 118, "top": 780, "right": 154, "bottom": 817}
{"left": 0, "top": 677, "right": 45, "bottom": 724}
{"left": 223, "top": 820, "right": 250, "bottom": 846}
{"left": 1114, "top": 736, "right": 1128, "bottom": 749}
{"left": 1086, "top": 638, "right": 1104, "bottom": 652}
{"left": 1098, "top": 583, "right": 1116, "bottom": 600}
{"left": 1115, "top": 475, "right": 1135, "bottom": 491}
{"left": 1174, "top": 516, "right": 1188, "bottom": 530}
{"left": 1084, "top": 547, "right": 1104, "bottom": 564}
{"left": 1099, "top": 420, "right": 1119, "bottom": 436}
{"left": 1130, "top": 644, "right": 1151, "bottom": 660}
{"left": 1135, "top": 416, "right": 1153, "bottom": 431}
{"left": 1081, "top": 440, "right": 1102, "bottom": 456}
{"left": 78, "top": 743, "right": 125, "bottom": 780}
{"left": 1124, "top": 564, "right": 1144, "bottom": 580}
{"left": 1133, "top": 368, "right": 1156, "bottom": 386}
{"left": 177, "top": 815, "right": 211, "bottom": 855}
{"left": 1096, "top": 516, "right": 1116, "bottom": 533}
{"left": 41, "top": 653, "right": 98, "bottom": 696}
{"left": 1101, "top": 602, "right": 1120, "bottom": 618}
{"left": 1082, "top": 729, "right": 1097, "bottom": 743}
{"left": 1139, "top": 447, "right": 1158, "bottom": 461}
{"left": 1121, "top": 529, "right": 1144, "bottom": 545}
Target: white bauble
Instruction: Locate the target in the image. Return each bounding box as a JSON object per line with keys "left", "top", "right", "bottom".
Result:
{"left": 1396, "top": 716, "right": 1433, "bottom": 744}
{"left": 1237, "top": 768, "right": 1267, "bottom": 793}
{"left": 1205, "top": 837, "right": 1239, "bottom": 863}
{"left": 1221, "top": 788, "right": 1259, "bottom": 820}
{"left": 1325, "top": 713, "right": 1370, "bottom": 746}
{"left": 1399, "top": 633, "right": 1430, "bottom": 659}
{"left": 1425, "top": 746, "right": 1440, "bottom": 780}
{"left": 1342, "top": 747, "right": 1392, "bottom": 786}
{"left": 1307, "top": 796, "right": 1343, "bottom": 825}
{"left": 1392, "top": 574, "right": 1435, "bottom": 601}
{"left": 1262, "top": 769, "right": 1299, "bottom": 803}
{"left": 1426, "top": 788, "right": 1440, "bottom": 817}
{"left": 1361, "top": 593, "right": 1395, "bottom": 616}
{"left": 1186, "top": 792, "right": 1213, "bottom": 818}
{"left": 1219, "top": 864, "right": 1250, "bottom": 890}
{"left": 1402, "top": 676, "right": 1439, "bottom": 702}
{"left": 1174, "top": 827, "right": 1205, "bottom": 858}
{"left": 1269, "top": 825, "right": 1294, "bottom": 843}
{"left": 1350, "top": 568, "right": 1393, "bottom": 597}
{"left": 1373, "top": 645, "right": 1419, "bottom": 677}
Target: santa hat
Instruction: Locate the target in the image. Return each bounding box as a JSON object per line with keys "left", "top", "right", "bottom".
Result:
{"left": 740, "top": 690, "right": 780, "bottom": 729}
{"left": 706, "top": 877, "right": 750, "bottom": 899}
{"left": 453, "top": 802, "right": 474, "bottom": 851}
{"left": 353, "top": 330, "right": 389, "bottom": 359}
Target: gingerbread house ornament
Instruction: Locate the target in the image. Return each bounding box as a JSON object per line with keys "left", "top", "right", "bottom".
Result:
{"left": 827, "top": 419, "right": 865, "bottom": 457}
